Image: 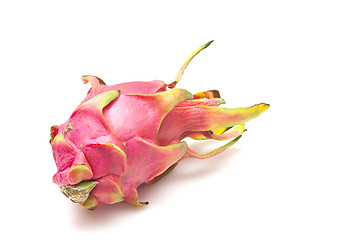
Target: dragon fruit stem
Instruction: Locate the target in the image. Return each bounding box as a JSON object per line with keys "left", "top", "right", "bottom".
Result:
{"left": 168, "top": 40, "right": 214, "bottom": 88}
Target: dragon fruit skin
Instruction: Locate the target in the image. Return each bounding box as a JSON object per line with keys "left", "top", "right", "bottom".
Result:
{"left": 50, "top": 41, "right": 269, "bottom": 209}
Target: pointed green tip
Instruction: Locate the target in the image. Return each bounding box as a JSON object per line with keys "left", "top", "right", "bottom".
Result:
{"left": 75, "top": 181, "right": 98, "bottom": 189}
{"left": 81, "top": 75, "right": 107, "bottom": 86}
{"left": 81, "top": 195, "right": 99, "bottom": 210}
{"left": 68, "top": 164, "right": 93, "bottom": 185}
{"left": 203, "top": 40, "right": 214, "bottom": 48}
{"left": 257, "top": 103, "right": 270, "bottom": 114}
{"left": 80, "top": 90, "right": 120, "bottom": 110}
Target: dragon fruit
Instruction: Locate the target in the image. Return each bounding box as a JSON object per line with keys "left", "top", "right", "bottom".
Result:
{"left": 50, "top": 41, "right": 269, "bottom": 210}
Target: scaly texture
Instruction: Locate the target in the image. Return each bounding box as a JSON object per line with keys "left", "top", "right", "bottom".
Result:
{"left": 50, "top": 41, "right": 270, "bottom": 209}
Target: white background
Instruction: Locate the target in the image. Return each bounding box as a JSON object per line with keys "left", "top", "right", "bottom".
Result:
{"left": 1, "top": 0, "right": 359, "bottom": 239}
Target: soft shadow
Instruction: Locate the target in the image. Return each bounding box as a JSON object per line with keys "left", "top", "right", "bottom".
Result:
{"left": 71, "top": 200, "right": 147, "bottom": 229}
{"left": 178, "top": 144, "right": 240, "bottom": 179}
{"left": 139, "top": 142, "right": 241, "bottom": 203}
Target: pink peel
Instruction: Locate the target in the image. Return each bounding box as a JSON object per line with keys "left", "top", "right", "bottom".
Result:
{"left": 50, "top": 41, "right": 269, "bottom": 209}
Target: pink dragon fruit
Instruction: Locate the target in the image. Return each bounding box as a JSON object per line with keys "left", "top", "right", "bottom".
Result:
{"left": 50, "top": 41, "right": 269, "bottom": 210}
